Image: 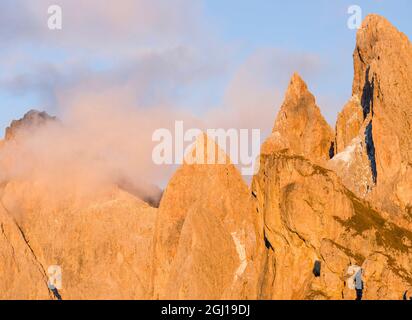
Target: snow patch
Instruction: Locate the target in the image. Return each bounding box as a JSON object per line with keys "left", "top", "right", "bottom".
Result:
{"left": 332, "top": 140, "right": 358, "bottom": 166}
{"left": 231, "top": 232, "right": 247, "bottom": 281}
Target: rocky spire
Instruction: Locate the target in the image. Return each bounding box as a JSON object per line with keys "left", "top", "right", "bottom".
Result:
{"left": 354, "top": 15, "right": 412, "bottom": 181}
{"left": 335, "top": 14, "right": 412, "bottom": 214}
{"left": 152, "top": 134, "right": 260, "bottom": 299}
{"left": 266, "top": 73, "right": 334, "bottom": 163}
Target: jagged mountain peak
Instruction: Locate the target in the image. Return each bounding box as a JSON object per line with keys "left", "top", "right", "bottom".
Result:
{"left": 1, "top": 13, "right": 412, "bottom": 301}
{"left": 5, "top": 109, "right": 56, "bottom": 141}
{"left": 268, "top": 73, "right": 334, "bottom": 163}
{"left": 281, "top": 72, "right": 312, "bottom": 108}
{"left": 153, "top": 133, "right": 258, "bottom": 299}
{"left": 182, "top": 132, "right": 232, "bottom": 166}
{"left": 358, "top": 14, "right": 406, "bottom": 42}
{"left": 285, "top": 72, "right": 308, "bottom": 96}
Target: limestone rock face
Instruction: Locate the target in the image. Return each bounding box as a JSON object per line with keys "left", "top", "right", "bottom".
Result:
{"left": 395, "top": 164, "right": 412, "bottom": 216}
{"left": 328, "top": 137, "right": 374, "bottom": 198}
{"left": 334, "top": 97, "right": 364, "bottom": 154}
{"left": 252, "top": 151, "right": 412, "bottom": 300}
{"left": 260, "top": 132, "right": 290, "bottom": 156}
{"left": 2, "top": 13, "right": 412, "bottom": 302}
{"left": 0, "top": 182, "right": 157, "bottom": 300}
{"left": 349, "top": 15, "right": 412, "bottom": 214}
{"left": 0, "top": 203, "right": 52, "bottom": 300}
{"left": 271, "top": 73, "right": 334, "bottom": 164}
{"left": 152, "top": 135, "right": 261, "bottom": 300}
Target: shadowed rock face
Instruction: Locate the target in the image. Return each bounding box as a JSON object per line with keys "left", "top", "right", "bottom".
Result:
{"left": 335, "top": 14, "right": 412, "bottom": 215}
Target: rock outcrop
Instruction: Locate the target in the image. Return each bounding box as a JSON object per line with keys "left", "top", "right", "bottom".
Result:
{"left": 152, "top": 134, "right": 262, "bottom": 299}
{"left": 1, "top": 14, "right": 412, "bottom": 301}
{"left": 252, "top": 151, "right": 412, "bottom": 300}
{"left": 334, "top": 15, "right": 412, "bottom": 215}
{"left": 251, "top": 15, "right": 412, "bottom": 300}
{"left": 334, "top": 97, "right": 364, "bottom": 154}
{"left": 328, "top": 136, "right": 374, "bottom": 198}
{"left": 266, "top": 73, "right": 334, "bottom": 164}
{"left": 0, "top": 201, "right": 53, "bottom": 300}
{"left": 0, "top": 182, "right": 157, "bottom": 299}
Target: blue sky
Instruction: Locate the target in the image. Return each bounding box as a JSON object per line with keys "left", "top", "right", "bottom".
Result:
{"left": 0, "top": 0, "right": 411, "bottom": 134}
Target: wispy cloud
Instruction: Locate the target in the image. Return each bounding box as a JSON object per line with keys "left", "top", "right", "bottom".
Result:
{"left": 0, "top": 0, "right": 326, "bottom": 197}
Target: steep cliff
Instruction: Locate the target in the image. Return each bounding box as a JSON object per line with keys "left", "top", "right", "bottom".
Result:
{"left": 152, "top": 134, "right": 262, "bottom": 299}
{"left": 268, "top": 73, "right": 334, "bottom": 164}
{"left": 252, "top": 151, "right": 412, "bottom": 300}
{"left": 334, "top": 15, "right": 412, "bottom": 216}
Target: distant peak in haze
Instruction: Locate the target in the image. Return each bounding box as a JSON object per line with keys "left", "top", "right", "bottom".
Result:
{"left": 4, "top": 110, "right": 56, "bottom": 141}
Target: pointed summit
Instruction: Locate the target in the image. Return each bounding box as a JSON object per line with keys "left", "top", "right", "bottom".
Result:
{"left": 357, "top": 14, "right": 406, "bottom": 47}
{"left": 360, "top": 14, "right": 399, "bottom": 34}
{"left": 290, "top": 72, "right": 305, "bottom": 83}
{"left": 266, "top": 73, "right": 334, "bottom": 163}
{"left": 347, "top": 14, "right": 412, "bottom": 214}
{"left": 152, "top": 133, "right": 259, "bottom": 299}
{"left": 285, "top": 72, "right": 309, "bottom": 100}
{"left": 183, "top": 132, "right": 231, "bottom": 166}
{"left": 353, "top": 14, "right": 411, "bottom": 99}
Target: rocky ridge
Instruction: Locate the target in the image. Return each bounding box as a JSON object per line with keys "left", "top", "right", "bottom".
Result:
{"left": 0, "top": 14, "right": 411, "bottom": 300}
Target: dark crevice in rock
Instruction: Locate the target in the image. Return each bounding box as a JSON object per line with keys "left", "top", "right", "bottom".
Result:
{"left": 365, "top": 122, "right": 377, "bottom": 183}
{"left": 264, "top": 236, "right": 273, "bottom": 250}
{"left": 357, "top": 47, "right": 365, "bottom": 65}
{"left": 312, "top": 260, "right": 321, "bottom": 277}
{"left": 361, "top": 67, "right": 375, "bottom": 119}
{"left": 360, "top": 66, "right": 377, "bottom": 184}
{"left": 13, "top": 222, "right": 59, "bottom": 299}
{"left": 329, "top": 142, "right": 335, "bottom": 159}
